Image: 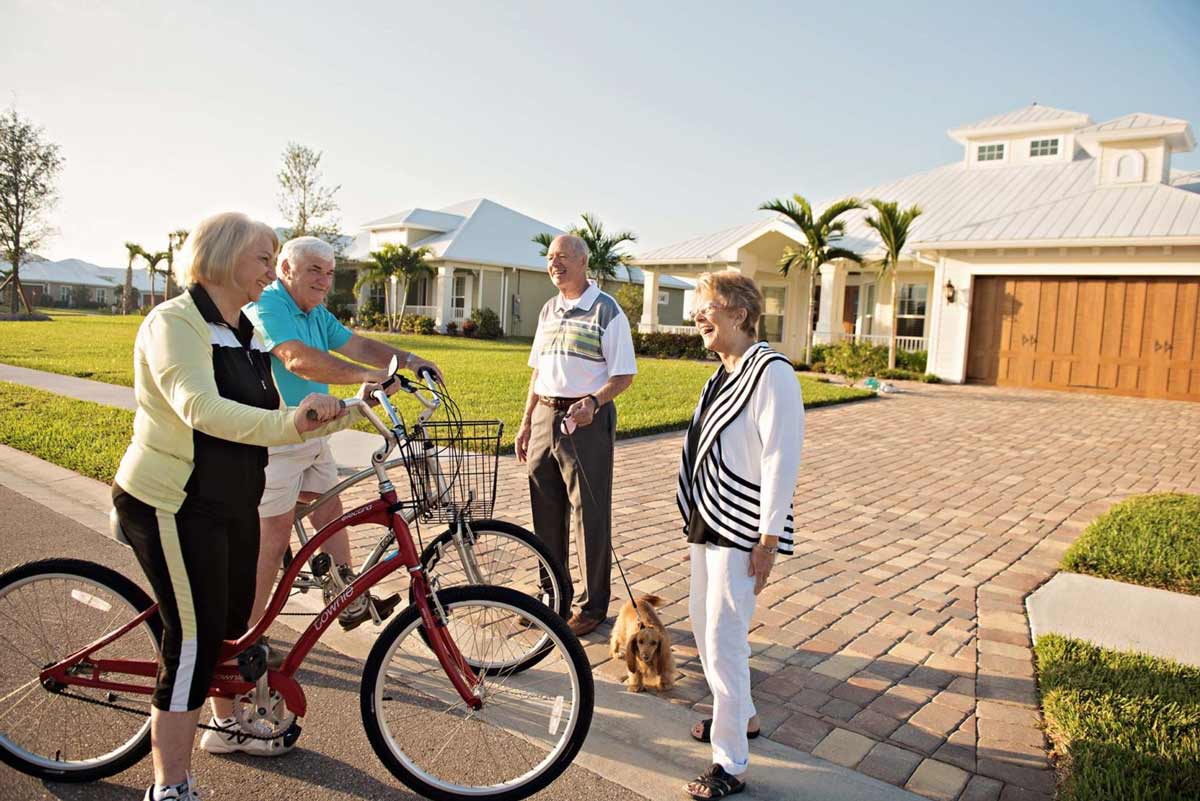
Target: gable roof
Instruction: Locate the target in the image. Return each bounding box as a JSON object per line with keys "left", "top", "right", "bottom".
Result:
{"left": 362, "top": 198, "right": 690, "bottom": 287}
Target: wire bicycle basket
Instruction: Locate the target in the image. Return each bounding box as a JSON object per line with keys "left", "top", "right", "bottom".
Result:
{"left": 399, "top": 420, "right": 503, "bottom": 523}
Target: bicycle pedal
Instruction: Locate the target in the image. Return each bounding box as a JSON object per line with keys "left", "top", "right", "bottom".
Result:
{"left": 373, "top": 593, "right": 402, "bottom": 623}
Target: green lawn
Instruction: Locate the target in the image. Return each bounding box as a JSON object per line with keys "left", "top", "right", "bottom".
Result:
{"left": 0, "top": 311, "right": 872, "bottom": 451}
{"left": 1035, "top": 634, "right": 1200, "bottom": 801}
{"left": 0, "top": 382, "right": 132, "bottom": 483}
{"left": 1062, "top": 493, "right": 1200, "bottom": 596}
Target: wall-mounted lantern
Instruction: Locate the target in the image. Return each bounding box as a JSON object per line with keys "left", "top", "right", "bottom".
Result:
{"left": 944, "top": 279, "right": 956, "bottom": 304}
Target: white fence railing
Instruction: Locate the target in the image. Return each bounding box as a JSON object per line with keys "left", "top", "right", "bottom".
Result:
{"left": 399, "top": 305, "right": 438, "bottom": 319}
{"left": 831, "top": 332, "right": 927, "bottom": 352}
{"left": 645, "top": 324, "right": 697, "bottom": 335}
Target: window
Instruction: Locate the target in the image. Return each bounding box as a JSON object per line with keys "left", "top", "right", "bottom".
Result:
{"left": 95, "top": 288, "right": 107, "bottom": 304}
{"left": 405, "top": 277, "right": 430, "bottom": 306}
{"left": 896, "top": 283, "right": 928, "bottom": 338}
{"left": 657, "top": 290, "right": 668, "bottom": 306}
{"left": 1030, "top": 138, "right": 1059, "bottom": 157}
{"left": 1116, "top": 152, "right": 1145, "bottom": 183}
{"left": 59, "top": 285, "right": 70, "bottom": 303}
{"left": 757, "top": 286, "right": 786, "bottom": 342}
{"left": 368, "top": 282, "right": 385, "bottom": 308}
{"left": 452, "top": 275, "right": 467, "bottom": 320}
{"left": 977, "top": 143, "right": 1005, "bottom": 162}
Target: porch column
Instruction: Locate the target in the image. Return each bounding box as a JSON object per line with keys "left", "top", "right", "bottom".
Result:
{"left": 639, "top": 268, "right": 660, "bottom": 332}
{"left": 435, "top": 265, "right": 455, "bottom": 331}
{"left": 813, "top": 263, "right": 843, "bottom": 344}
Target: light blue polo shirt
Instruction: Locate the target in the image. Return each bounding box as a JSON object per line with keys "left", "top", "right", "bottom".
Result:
{"left": 244, "top": 281, "right": 352, "bottom": 406}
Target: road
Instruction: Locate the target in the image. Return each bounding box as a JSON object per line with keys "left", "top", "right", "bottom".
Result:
{"left": 0, "top": 484, "right": 648, "bottom": 801}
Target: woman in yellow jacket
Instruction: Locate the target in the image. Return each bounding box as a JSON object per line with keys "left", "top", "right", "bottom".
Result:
{"left": 112, "top": 212, "right": 357, "bottom": 801}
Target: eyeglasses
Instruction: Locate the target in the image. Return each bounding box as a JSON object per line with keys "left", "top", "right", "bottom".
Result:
{"left": 690, "top": 302, "right": 728, "bottom": 320}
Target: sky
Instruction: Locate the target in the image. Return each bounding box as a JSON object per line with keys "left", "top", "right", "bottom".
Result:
{"left": 4, "top": 0, "right": 1200, "bottom": 267}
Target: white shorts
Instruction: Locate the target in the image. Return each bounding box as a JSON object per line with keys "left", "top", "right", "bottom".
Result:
{"left": 258, "top": 438, "right": 339, "bottom": 517}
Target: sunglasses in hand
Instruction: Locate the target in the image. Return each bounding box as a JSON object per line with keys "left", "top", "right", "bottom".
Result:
{"left": 559, "top": 415, "right": 578, "bottom": 436}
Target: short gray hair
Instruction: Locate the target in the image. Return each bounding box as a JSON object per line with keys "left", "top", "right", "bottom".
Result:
{"left": 279, "top": 236, "right": 335, "bottom": 272}
{"left": 553, "top": 234, "right": 589, "bottom": 261}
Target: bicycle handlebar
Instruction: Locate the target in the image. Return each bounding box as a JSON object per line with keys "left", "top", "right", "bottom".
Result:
{"left": 304, "top": 398, "right": 347, "bottom": 422}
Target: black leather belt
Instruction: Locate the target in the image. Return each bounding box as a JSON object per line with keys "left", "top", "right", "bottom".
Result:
{"left": 538, "top": 396, "right": 583, "bottom": 411}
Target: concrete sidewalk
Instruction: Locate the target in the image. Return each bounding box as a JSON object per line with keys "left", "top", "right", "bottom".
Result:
{"left": 0, "top": 443, "right": 923, "bottom": 801}
{"left": 1027, "top": 572, "right": 1200, "bottom": 667}
{"left": 0, "top": 362, "right": 382, "bottom": 470}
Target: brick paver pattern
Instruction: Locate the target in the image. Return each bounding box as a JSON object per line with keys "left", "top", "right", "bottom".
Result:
{"left": 333, "top": 382, "right": 1200, "bottom": 801}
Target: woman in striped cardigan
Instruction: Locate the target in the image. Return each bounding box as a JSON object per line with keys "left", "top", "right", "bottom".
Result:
{"left": 677, "top": 271, "right": 804, "bottom": 800}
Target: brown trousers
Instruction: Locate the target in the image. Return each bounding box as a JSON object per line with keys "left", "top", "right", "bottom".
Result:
{"left": 527, "top": 400, "right": 615, "bottom": 620}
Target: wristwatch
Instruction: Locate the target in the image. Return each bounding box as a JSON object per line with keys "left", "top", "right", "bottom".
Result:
{"left": 587, "top": 394, "right": 600, "bottom": 411}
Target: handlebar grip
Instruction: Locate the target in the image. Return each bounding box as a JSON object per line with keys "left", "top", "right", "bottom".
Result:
{"left": 305, "top": 399, "right": 346, "bottom": 422}
{"left": 416, "top": 365, "right": 437, "bottom": 384}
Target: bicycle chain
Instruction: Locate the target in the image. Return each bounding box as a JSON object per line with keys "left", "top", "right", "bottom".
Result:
{"left": 54, "top": 689, "right": 285, "bottom": 741}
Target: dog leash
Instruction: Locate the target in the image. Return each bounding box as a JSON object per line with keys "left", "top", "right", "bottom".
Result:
{"left": 559, "top": 411, "right": 650, "bottom": 630}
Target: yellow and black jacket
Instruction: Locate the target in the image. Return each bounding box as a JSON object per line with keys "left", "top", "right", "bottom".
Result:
{"left": 115, "top": 284, "right": 355, "bottom": 513}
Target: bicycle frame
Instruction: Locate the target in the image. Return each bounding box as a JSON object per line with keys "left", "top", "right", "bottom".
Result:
{"left": 39, "top": 400, "right": 485, "bottom": 715}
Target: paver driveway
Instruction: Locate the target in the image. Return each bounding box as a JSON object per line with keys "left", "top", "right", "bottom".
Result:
{"left": 345, "top": 382, "right": 1200, "bottom": 801}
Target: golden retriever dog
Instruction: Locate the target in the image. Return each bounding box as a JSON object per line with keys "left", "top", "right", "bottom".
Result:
{"left": 609, "top": 594, "right": 675, "bottom": 693}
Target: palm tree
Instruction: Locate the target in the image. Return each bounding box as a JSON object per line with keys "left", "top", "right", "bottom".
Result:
{"left": 354, "top": 243, "right": 431, "bottom": 331}
{"left": 140, "top": 249, "right": 170, "bottom": 306}
{"left": 758, "top": 194, "right": 864, "bottom": 364}
{"left": 863, "top": 199, "right": 924, "bottom": 369}
{"left": 123, "top": 242, "right": 141, "bottom": 313}
{"left": 164, "top": 229, "right": 189, "bottom": 299}
{"left": 533, "top": 212, "right": 638, "bottom": 287}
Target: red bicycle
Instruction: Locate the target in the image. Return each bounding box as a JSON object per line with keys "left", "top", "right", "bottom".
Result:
{"left": 0, "top": 373, "right": 593, "bottom": 801}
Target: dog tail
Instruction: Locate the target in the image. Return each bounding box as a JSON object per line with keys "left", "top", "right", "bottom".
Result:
{"left": 638, "top": 594, "right": 666, "bottom": 608}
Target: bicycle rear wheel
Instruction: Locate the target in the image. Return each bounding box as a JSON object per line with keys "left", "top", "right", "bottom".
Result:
{"left": 0, "top": 559, "right": 161, "bottom": 782}
{"left": 361, "top": 585, "right": 593, "bottom": 801}
{"left": 418, "top": 519, "right": 570, "bottom": 618}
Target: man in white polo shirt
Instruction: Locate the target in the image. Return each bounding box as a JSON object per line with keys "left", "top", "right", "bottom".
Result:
{"left": 515, "top": 234, "right": 637, "bottom": 637}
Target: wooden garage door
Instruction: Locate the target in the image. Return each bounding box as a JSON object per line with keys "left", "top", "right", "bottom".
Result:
{"left": 967, "top": 276, "right": 1200, "bottom": 401}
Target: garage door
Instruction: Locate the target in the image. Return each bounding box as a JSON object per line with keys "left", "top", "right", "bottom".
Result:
{"left": 967, "top": 276, "right": 1200, "bottom": 401}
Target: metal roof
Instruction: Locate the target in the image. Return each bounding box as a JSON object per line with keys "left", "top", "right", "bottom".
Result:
{"left": 360, "top": 198, "right": 690, "bottom": 288}
{"left": 637, "top": 153, "right": 1200, "bottom": 265}
{"left": 948, "top": 103, "right": 1091, "bottom": 141}
{"left": 1077, "top": 113, "right": 1190, "bottom": 135}
{"left": 360, "top": 208, "right": 464, "bottom": 231}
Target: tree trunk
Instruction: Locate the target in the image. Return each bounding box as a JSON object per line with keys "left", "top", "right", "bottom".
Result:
{"left": 397, "top": 277, "right": 409, "bottom": 327}
{"left": 805, "top": 269, "right": 817, "bottom": 365}
{"left": 8, "top": 240, "right": 20, "bottom": 314}
{"left": 124, "top": 263, "right": 134, "bottom": 314}
{"left": 888, "top": 272, "right": 898, "bottom": 370}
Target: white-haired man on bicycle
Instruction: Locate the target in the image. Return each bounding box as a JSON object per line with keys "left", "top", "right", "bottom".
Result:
{"left": 240, "top": 237, "right": 439, "bottom": 655}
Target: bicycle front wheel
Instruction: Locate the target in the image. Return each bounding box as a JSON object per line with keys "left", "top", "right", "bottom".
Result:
{"left": 361, "top": 585, "right": 593, "bottom": 801}
{"left": 0, "top": 559, "right": 161, "bottom": 782}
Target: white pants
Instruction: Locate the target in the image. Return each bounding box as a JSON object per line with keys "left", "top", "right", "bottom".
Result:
{"left": 689, "top": 543, "right": 757, "bottom": 776}
{"left": 258, "top": 438, "right": 339, "bottom": 517}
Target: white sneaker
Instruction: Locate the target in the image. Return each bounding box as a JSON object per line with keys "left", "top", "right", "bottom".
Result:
{"left": 199, "top": 718, "right": 294, "bottom": 757}
{"left": 143, "top": 772, "right": 200, "bottom": 799}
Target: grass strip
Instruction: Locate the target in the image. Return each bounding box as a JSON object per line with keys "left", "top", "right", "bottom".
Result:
{"left": 1062, "top": 493, "right": 1200, "bottom": 596}
{"left": 0, "top": 381, "right": 131, "bottom": 483}
{"left": 1036, "top": 634, "right": 1200, "bottom": 801}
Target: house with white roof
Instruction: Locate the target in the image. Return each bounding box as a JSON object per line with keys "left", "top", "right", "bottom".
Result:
{"left": 346, "top": 198, "right": 691, "bottom": 337}
{"left": 633, "top": 104, "right": 1200, "bottom": 401}
{"left": 1, "top": 257, "right": 161, "bottom": 309}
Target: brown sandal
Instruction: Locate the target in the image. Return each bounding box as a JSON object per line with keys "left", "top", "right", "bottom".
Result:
{"left": 685, "top": 764, "right": 746, "bottom": 799}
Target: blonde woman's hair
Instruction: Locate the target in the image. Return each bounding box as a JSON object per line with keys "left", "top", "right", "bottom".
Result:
{"left": 175, "top": 212, "right": 279, "bottom": 288}
{"left": 695, "top": 270, "right": 764, "bottom": 336}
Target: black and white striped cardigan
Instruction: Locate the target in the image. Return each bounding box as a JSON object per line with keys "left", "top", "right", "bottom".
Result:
{"left": 676, "top": 342, "right": 801, "bottom": 554}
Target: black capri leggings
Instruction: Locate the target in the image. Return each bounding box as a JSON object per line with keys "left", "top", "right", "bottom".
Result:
{"left": 112, "top": 485, "right": 260, "bottom": 712}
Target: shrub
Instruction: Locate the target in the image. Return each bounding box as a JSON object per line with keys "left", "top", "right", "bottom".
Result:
{"left": 632, "top": 331, "right": 709, "bottom": 360}
{"left": 897, "top": 349, "right": 928, "bottom": 373}
{"left": 826, "top": 340, "right": 887, "bottom": 381}
{"left": 0, "top": 311, "right": 51, "bottom": 321}
{"left": 613, "top": 283, "right": 643, "bottom": 323}
{"left": 461, "top": 319, "right": 478, "bottom": 337}
{"left": 810, "top": 343, "right": 833, "bottom": 364}
{"left": 469, "top": 307, "right": 502, "bottom": 339}
{"left": 810, "top": 361, "right": 826, "bottom": 373}
{"left": 324, "top": 289, "right": 356, "bottom": 322}
{"left": 445, "top": 320, "right": 458, "bottom": 335}
{"left": 412, "top": 315, "right": 435, "bottom": 335}
{"left": 791, "top": 362, "right": 811, "bottom": 372}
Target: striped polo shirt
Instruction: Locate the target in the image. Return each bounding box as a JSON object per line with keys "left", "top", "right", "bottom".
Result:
{"left": 528, "top": 283, "right": 637, "bottom": 397}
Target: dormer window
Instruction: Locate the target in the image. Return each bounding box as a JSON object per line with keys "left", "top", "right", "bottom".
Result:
{"left": 977, "top": 143, "right": 1005, "bottom": 162}
{"left": 1030, "top": 138, "right": 1059, "bottom": 157}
